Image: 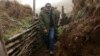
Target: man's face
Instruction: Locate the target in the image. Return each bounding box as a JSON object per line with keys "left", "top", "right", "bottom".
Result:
{"left": 46, "top": 5, "right": 51, "bottom": 9}
{"left": 45, "top": 3, "right": 51, "bottom": 10}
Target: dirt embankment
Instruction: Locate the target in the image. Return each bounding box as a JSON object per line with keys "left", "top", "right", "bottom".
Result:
{"left": 0, "top": 1, "right": 32, "bottom": 39}
{"left": 56, "top": 0, "right": 100, "bottom": 56}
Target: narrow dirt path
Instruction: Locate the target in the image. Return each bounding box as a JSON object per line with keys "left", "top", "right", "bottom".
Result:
{"left": 33, "top": 46, "right": 50, "bottom": 56}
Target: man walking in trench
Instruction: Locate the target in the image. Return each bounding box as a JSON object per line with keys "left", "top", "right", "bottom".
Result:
{"left": 39, "top": 3, "right": 60, "bottom": 55}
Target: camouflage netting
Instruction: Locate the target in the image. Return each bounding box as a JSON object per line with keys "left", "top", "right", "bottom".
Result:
{"left": 56, "top": 0, "right": 100, "bottom": 56}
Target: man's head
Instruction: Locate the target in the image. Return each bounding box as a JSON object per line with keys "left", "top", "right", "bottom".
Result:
{"left": 45, "top": 3, "right": 52, "bottom": 10}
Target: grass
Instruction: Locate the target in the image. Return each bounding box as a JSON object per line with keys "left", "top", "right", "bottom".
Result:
{"left": 0, "top": 1, "right": 33, "bottom": 40}
{"left": 4, "top": 16, "right": 32, "bottom": 40}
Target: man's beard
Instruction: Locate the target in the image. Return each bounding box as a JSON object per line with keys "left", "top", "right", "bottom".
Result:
{"left": 45, "top": 7, "right": 52, "bottom": 12}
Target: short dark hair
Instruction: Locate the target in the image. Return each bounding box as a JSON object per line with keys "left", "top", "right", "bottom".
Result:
{"left": 45, "top": 3, "right": 51, "bottom": 7}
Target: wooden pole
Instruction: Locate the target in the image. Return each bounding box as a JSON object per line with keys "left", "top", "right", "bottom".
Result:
{"left": 62, "top": 6, "right": 64, "bottom": 19}
{"left": 33, "top": 0, "right": 35, "bottom": 16}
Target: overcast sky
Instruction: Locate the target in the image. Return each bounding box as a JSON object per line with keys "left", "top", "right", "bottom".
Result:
{"left": 17, "top": 0, "right": 73, "bottom": 13}
{"left": 17, "top": 0, "right": 61, "bottom": 9}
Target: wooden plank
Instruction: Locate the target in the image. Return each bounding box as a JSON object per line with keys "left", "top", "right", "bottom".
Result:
{"left": 5, "top": 20, "right": 39, "bottom": 56}
{"left": 6, "top": 40, "right": 20, "bottom": 51}
{"left": 5, "top": 25, "right": 37, "bottom": 45}
{"left": 7, "top": 31, "right": 37, "bottom": 56}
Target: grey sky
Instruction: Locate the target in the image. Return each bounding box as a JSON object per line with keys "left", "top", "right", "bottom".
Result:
{"left": 17, "top": 0, "right": 73, "bottom": 13}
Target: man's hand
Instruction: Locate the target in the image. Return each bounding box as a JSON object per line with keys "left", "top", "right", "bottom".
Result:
{"left": 44, "top": 29, "right": 48, "bottom": 33}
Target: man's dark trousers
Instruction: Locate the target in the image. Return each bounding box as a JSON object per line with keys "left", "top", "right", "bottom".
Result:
{"left": 48, "top": 26, "right": 56, "bottom": 52}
